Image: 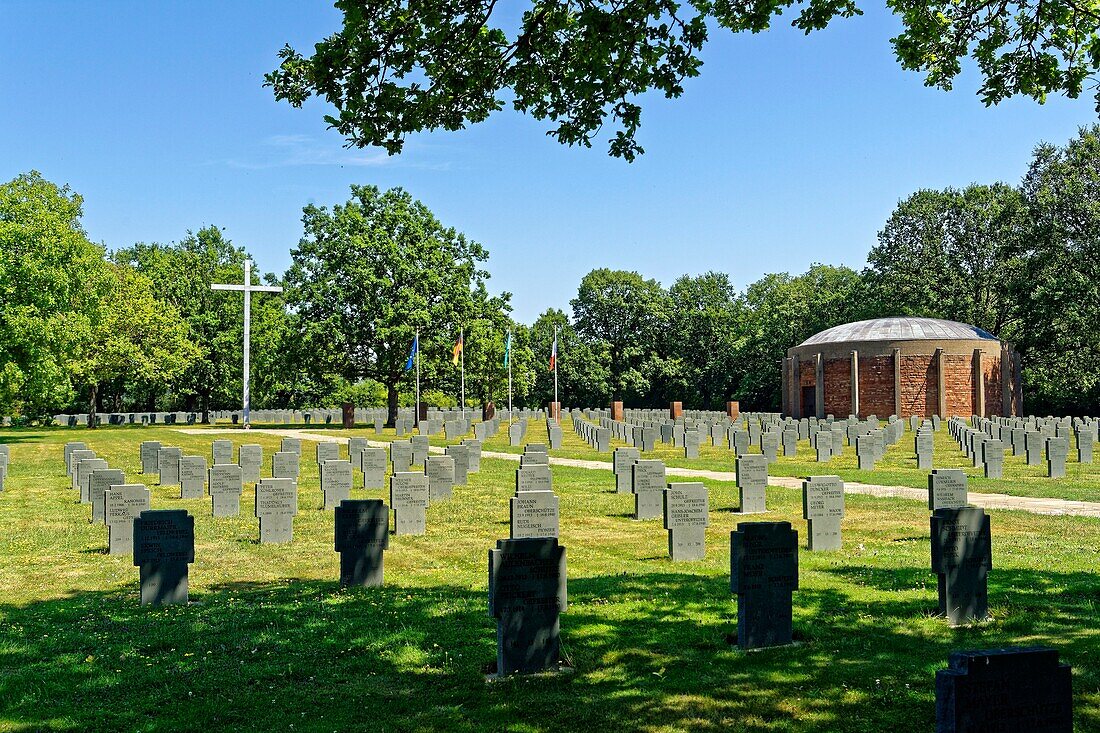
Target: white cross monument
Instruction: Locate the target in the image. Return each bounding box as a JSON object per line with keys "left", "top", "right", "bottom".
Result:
{"left": 211, "top": 259, "right": 282, "bottom": 428}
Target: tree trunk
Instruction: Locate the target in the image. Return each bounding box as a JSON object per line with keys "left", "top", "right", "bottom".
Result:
{"left": 88, "top": 383, "right": 98, "bottom": 429}
{"left": 201, "top": 388, "right": 210, "bottom": 424}
{"left": 386, "top": 382, "right": 399, "bottom": 427}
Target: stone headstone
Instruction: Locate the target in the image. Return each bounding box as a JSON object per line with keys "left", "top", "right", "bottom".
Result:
{"left": 425, "top": 455, "right": 455, "bottom": 501}
{"left": 64, "top": 441, "right": 88, "bottom": 474}
{"left": 663, "top": 482, "right": 709, "bottom": 561}
{"left": 69, "top": 449, "right": 96, "bottom": 484}
{"left": 88, "top": 468, "right": 126, "bottom": 524}
{"left": 239, "top": 444, "right": 263, "bottom": 484}
{"left": 631, "top": 460, "right": 666, "bottom": 520}
{"left": 488, "top": 537, "right": 567, "bottom": 675}
{"left": 390, "top": 472, "right": 429, "bottom": 535}
{"left": 931, "top": 506, "right": 992, "bottom": 625}
{"left": 684, "top": 428, "right": 701, "bottom": 459}
{"left": 139, "top": 441, "right": 160, "bottom": 474}
{"left": 209, "top": 464, "right": 244, "bottom": 517}
{"left": 445, "top": 444, "right": 469, "bottom": 486}
{"left": 613, "top": 447, "right": 640, "bottom": 493}
{"left": 361, "top": 447, "right": 387, "bottom": 489}
{"left": 272, "top": 450, "right": 300, "bottom": 480}
{"left": 928, "top": 469, "right": 968, "bottom": 511}
{"left": 390, "top": 441, "right": 414, "bottom": 473}
{"left": 1024, "top": 430, "right": 1043, "bottom": 466}
{"left": 321, "top": 460, "right": 354, "bottom": 510}
{"left": 915, "top": 431, "right": 934, "bottom": 470}
{"left": 280, "top": 437, "right": 302, "bottom": 456}
{"left": 133, "top": 509, "right": 195, "bottom": 606}
{"left": 158, "top": 447, "right": 182, "bottom": 487}
{"left": 1046, "top": 436, "right": 1069, "bottom": 479}
{"left": 510, "top": 490, "right": 560, "bottom": 539}
{"left": 76, "top": 458, "right": 109, "bottom": 502}
{"left": 934, "top": 647, "right": 1072, "bottom": 732}
{"left": 348, "top": 437, "right": 368, "bottom": 469}
{"left": 316, "top": 441, "right": 341, "bottom": 467}
{"left": 736, "top": 454, "right": 768, "bottom": 514}
{"left": 461, "top": 438, "right": 482, "bottom": 473}
{"left": 211, "top": 440, "right": 233, "bottom": 466}
{"left": 515, "top": 464, "right": 552, "bottom": 494}
{"left": 334, "top": 499, "right": 389, "bottom": 586}
{"left": 802, "top": 475, "right": 844, "bottom": 551}
{"left": 255, "top": 477, "right": 298, "bottom": 543}
{"left": 730, "top": 521, "right": 799, "bottom": 649}
{"left": 410, "top": 435, "right": 430, "bottom": 465}
{"left": 981, "top": 439, "right": 1005, "bottom": 479}
{"left": 179, "top": 456, "right": 207, "bottom": 499}
{"left": 105, "top": 484, "right": 150, "bottom": 555}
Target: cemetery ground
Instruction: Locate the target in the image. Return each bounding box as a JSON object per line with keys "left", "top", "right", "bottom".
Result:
{"left": 1, "top": 425, "right": 1098, "bottom": 731}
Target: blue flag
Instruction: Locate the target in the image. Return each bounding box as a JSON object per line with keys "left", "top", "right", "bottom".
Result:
{"left": 404, "top": 334, "right": 418, "bottom": 371}
{"left": 503, "top": 331, "right": 511, "bottom": 368}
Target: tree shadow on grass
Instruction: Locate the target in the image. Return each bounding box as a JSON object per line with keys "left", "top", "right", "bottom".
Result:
{"left": 0, "top": 568, "right": 1097, "bottom": 732}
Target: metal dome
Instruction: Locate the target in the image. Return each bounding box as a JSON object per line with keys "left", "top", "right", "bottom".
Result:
{"left": 799, "top": 317, "right": 997, "bottom": 346}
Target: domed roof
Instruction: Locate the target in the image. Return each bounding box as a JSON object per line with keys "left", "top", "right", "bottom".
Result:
{"left": 799, "top": 317, "right": 997, "bottom": 346}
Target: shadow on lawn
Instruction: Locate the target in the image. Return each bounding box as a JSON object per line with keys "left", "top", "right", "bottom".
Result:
{"left": 0, "top": 568, "right": 1097, "bottom": 732}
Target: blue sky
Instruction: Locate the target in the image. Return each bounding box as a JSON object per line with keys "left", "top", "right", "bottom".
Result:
{"left": 2, "top": 2, "right": 1095, "bottom": 322}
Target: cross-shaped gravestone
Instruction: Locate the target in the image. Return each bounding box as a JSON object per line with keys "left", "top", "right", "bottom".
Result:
{"left": 88, "top": 468, "right": 125, "bottom": 524}
{"left": 410, "top": 435, "right": 430, "bottom": 466}
{"left": 316, "top": 441, "right": 341, "bottom": 467}
{"left": 210, "top": 258, "right": 283, "bottom": 426}
{"left": 209, "top": 464, "right": 243, "bottom": 517}
{"left": 1046, "top": 436, "right": 1069, "bottom": 479}
{"left": 272, "top": 450, "right": 300, "bottom": 481}
{"left": 157, "top": 447, "right": 182, "bottom": 487}
{"left": 255, "top": 477, "right": 298, "bottom": 543}
{"left": 139, "top": 441, "right": 161, "bottom": 474}
{"left": 515, "top": 464, "right": 551, "bottom": 494}
{"left": 489, "top": 537, "right": 567, "bottom": 675}
{"left": 211, "top": 439, "right": 233, "bottom": 466}
{"left": 446, "top": 444, "right": 469, "bottom": 486}
{"left": 931, "top": 506, "right": 992, "bottom": 625}
{"left": 663, "top": 482, "right": 709, "bottom": 561}
{"left": 802, "top": 475, "right": 844, "bottom": 550}
{"left": 76, "top": 458, "right": 109, "bottom": 503}
{"left": 390, "top": 472, "right": 429, "bottom": 535}
{"left": 613, "top": 447, "right": 640, "bottom": 493}
{"left": 239, "top": 444, "right": 263, "bottom": 484}
{"left": 280, "top": 437, "right": 302, "bottom": 456}
{"left": 390, "top": 440, "right": 414, "bottom": 473}
{"left": 335, "top": 499, "right": 390, "bottom": 586}
{"left": 361, "top": 447, "right": 387, "bottom": 489}
{"left": 133, "top": 509, "right": 195, "bottom": 606}
{"left": 730, "top": 521, "right": 799, "bottom": 649}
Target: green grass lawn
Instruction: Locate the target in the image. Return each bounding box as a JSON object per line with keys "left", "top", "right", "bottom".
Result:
{"left": 1, "top": 425, "right": 1098, "bottom": 732}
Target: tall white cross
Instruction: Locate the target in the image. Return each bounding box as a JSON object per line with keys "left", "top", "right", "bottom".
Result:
{"left": 211, "top": 259, "right": 283, "bottom": 427}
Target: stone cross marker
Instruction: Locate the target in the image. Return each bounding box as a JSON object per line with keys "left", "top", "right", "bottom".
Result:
{"left": 424, "top": 455, "right": 456, "bottom": 501}
{"left": 781, "top": 429, "right": 797, "bottom": 457}
{"left": 446, "top": 444, "right": 469, "bottom": 486}
{"left": 856, "top": 434, "right": 875, "bottom": 470}
{"left": 211, "top": 440, "right": 233, "bottom": 466}
{"left": 321, "top": 460, "right": 354, "bottom": 510}
{"left": 179, "top": 456, "right": 207, "bottom": 499}
{"left": 255, "top": 477, "right": 298, "bottom": 543}
{"left": 361, "top": 447, "right": 387, "bottom": 489}
{"left": 515, "top": 464, "right": 552, "bottom": 494}
{"left": 391, "top": 441, "right": 414, "bottom": 473}
{"left": 77, "top": 458, "right": 109, "bottom": 503}
{"left": 736, "top": 454, "right": 768, "bottom": 514}
{"left": 316, "top": 441, "right": 341, "bottom": 467}
{"left": 663, "top": 482, "right": 709, "bottom": 561}
{"left": 1024, "top": 430, "right": 1043, "bottom": 466}
{"left": 631, "top": 459, "right": 666, "bottom": 520}
{"left": 105, "top": 484, "right": 150, "bottom": 555}
{"left": 158, "top": 447, "right": 182, "bottom": 487}
{"left": 928, "top": 469, "right": 968, "bottom": 511}
{"left": 133, "top": 509, "right": 195, "bottom": 606}
{"left": 802, "top": 475, "right": 845, "bottom": 551}
{"left": 334, "top": 499, "right": 390, "bottom": 586}
{"left": 461, "top": 438, "right": 482, "bottom": 473}
{"left": 272, "top": 450, "right": 300, "bottom": 481}
{"left": 935, "top": 647, "right": 1072, "bottom": 732}
{"left": 209, "top": 464, "right": 244, "bottom": 517}
{"left": 89, "top": 468, "right": 126, "bottom": 524}
{"left": 139, "top": 441, "right": 161, "bottom": 474}
{"left": 390, "top": 472, "right": 429, "bottom": 535}
{"left": 931, "top": 506, "right": 992, "bottom": 625}
{"left": 510, "top": 490, "right": 560, "bottom": 539}
{"left": 239, "top": 444, "right": 263, "bottom": 484}
{"left": 488, "top": 537, "right": 567, "bottom": 675}
{"left": 730, "top": 521, "right": 799, "bottom": 649}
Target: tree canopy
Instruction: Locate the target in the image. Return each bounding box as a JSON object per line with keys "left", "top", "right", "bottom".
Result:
{"left": 266, "top": 0, "right": 1100, "bottom": 160}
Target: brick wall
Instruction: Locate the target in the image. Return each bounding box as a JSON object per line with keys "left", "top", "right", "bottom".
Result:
{"left": 859, "top": 354, "right": 895, "bottom": 418}
{"left": 942, "top": 354, "right": 973, "bottom": 417}
{"left": 823, "top": 357, "right": 851, "bottom": 417}
{"left": 982, "top": 355, "right": 1002, "bottom": 417}
{"left": 898, "top": 354, "right": 937, "bottom": 419}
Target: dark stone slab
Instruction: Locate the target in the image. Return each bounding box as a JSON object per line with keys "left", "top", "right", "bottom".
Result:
{"left": 931, "top": 507, "right": 992, "bottom": 625}
{"left": 488, "top": 537, "right": 567, "bottom": 675}
{"left": 334, "top": 499, "right": 389, "bottom": 586}
{"left": 935, "top": 647, "right": 1072, "bottom": 732}
{"left": 730, "top": 521, "right": 799, "bottom": 649}
{"left": 133, "top": 510, "right": 195, "bottom": 606}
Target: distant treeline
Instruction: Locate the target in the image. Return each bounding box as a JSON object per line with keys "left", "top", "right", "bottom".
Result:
{"left": 3, "top": 127, "right": 1099, "bottom": 423}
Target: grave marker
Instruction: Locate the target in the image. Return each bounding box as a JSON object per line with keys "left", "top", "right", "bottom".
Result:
{"left": 334, "top": 499, "right": 389, "bottom": 586}
{"left": 488, "top": 537, "right": 567, "bottom": 675}
{"left": 179, "top": 456, "right": 207, "bottom": 499}
{"left": 361, "top": 447, "right": 387, "bottom": 489}
{"left": 730, "top": 522, "right": 799, "bottom": 649}
{"left": 802, "top": 476, "right": 844, "bottom": 550}
{"left": 390, "top": 472, "right": 429, "bottom": 535}
{"left": 425, "top": 455, "right": 456, "bottom": 501}
{"left": 736, "top": 455, "right": 768, "bottom": 514}
{"left": 663, "top": 482, "right": 709, "bottom": 561}
{"left": 510, "top": 490, "right": 560, "bottom": 539}
{"left": 133, "top": 509, "right": 195, "bottom": 606}
{"left": 89, "top": 469, "right": 126, "bottom": 524}
{"left": 238, "top": 444, "right": 263, "bottom": 484}
{"left": 255, "top": 477, "right": 298, "bottom": 543}
{"left": 321, "top": 460, "right": 354, "bottom": 510}
{"left": 105, "top": 484, "right": 150, "bottom": 555}
{"left": 157, "top": 447, "right": 182, "bottom": 487}
{"left": 209, "top": 464, "right": 244, "bottom": 517}
{"left": 931, "top": 506, "right": 992, "bottom": 625}
{"left": 631, "top": 460, "right": 666, "bottom": 520}
{"left": 928, "top": 469, "right": 968, "bottom": 511}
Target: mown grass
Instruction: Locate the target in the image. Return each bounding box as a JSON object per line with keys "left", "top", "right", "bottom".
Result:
{"left": 0, "top": 424, "right": 1098, "bottom": 732}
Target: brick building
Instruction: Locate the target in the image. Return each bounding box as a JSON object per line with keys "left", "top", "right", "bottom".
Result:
{"left": 781, "top": 317, "right": 1022, "bottom": 420}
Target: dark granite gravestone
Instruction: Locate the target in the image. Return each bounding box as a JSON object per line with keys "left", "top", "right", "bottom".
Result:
{"left": 931, "top": 506, "right": 992, "bottom": 625}
{"left": 390, "top": 472, "right": 429, "bottom": 535}
{"left": 208, "top": 464, "right": 244, "bottom": 517}
{"left": 334, "top": 499, "right": 389, "bottom": 586}
{"left": 802, "top": 475, "right": 844, "bottom": 550}
{"left": 238, "top": 444, "right": 263, "bottom": 484}
{"left": 1046, "top": 436, "right": 1069, "bottom": 479}
{"left": 730, "top": 521, "right": 799, "bottom": 649}
{"left": 515, "top": 464, "right": 552, "bottom": 494}
{"left": 76, "top": 458, "right": 109, "bottom": 503}
{"left": 139, "top": 441, "right": 161, "bottom": 474}
{"left": 280, "top": 437, "right": 302, "bottom": 456}
{"left": 510, "top": 490, "right": 560, "bottom": 539}
{"left": 446, "top": 444, "right": 470, "bottom": 486}
{"left": 928, "top": 469, "right": 968, "bottom": 511}
{"left": 157, "top": 447, "right": 183, "bottom": 487}
{"left": 631, "top": 459, "right": 666, "bottom": 520}
{"left": 255, "top": 477, "right": 298, "bottom": 543}
{"left": 179, "top": 456, "right": 207, "bottom": 499}
{"left": 410, "top": 435, "right": 430, "bottom": 465}
{"left": 488, "top": 537, "right": 567, "bottom": 675}
{"left": 211, "top": 439, "right": 233, "bottom": 466}
{"left": 684, "top": 428, "right": 701, "bottom": 459}
{"left": 736, "top": 455, "right": 768, "bottom": 514}
{"left": 348, "top": 437, "right": 368, "bottom": 470}
{"left": 663, "top": 482, "right": 709, "bottom": 561}
{"left": 390, "top": 440, "right": 414, "bottom": 473}
{"left": 935, "top": 647, "right": 1072, "bottom": 732}
{"left": 88, "top": 468, "right": 125, "bottom": 524}
{"left": 419, "top": 455, "right": 452, "bottom": 502}
{"left": 272, "top": 450, "right": 300, "bottom": 481}
{"left": 316, "top": 441, "right": 341, "bottom": 467}
{"left": 105, "top": 484, "right": 150, "bottom": 555}
{"left": 361, "top": 447, "right": 387, "bottom": 489}
{"left": 321, "top": 460, "right": 353, "bottom": 510}
{"left": 133, "top": 509, "right": 195, "bottom": 606}
{"left": 613, "top": 447, "right": 641, "bottom": 493}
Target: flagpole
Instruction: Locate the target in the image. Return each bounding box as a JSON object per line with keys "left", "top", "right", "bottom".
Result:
{"left": 553, "top": 325, "right": 559, "bottom": 421}
{"left": 415, "top": 328, "right": 420, "bottom": 427}
{"left": 460, "top": 327, "right": 465, "bottom": 410}
{"left": 507, "top": 330, "right": 513, "bottom": 422}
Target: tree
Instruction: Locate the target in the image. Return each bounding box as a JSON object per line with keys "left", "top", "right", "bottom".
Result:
{"left": 571, "top": 268, "right": 668, "bottom": 403}
{"left": 283, "top": 185, "right": 495, "bottom": 425}
{"left": 69, "top": 266, "right": 198, "bottom": 426}
{"left": 864, "top": 185, "right": 1028, "bottom": 337}
{"left": 664, "top": 272, "right": 744, "bottom": 409}
{"left": 528, "top": 308, "right": 611, "bottom": 408}
{"left": 0, "top": 172, "right": 111, "bottom": 419}
{"left": 266, "top": 1, "right": 1098, "bottom": 161}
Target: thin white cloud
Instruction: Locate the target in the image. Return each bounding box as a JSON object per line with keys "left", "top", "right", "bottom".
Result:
{"left": 222, "top": 134, "right": 395, "bottom": 169}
